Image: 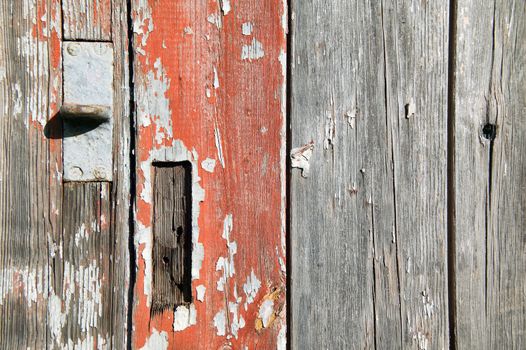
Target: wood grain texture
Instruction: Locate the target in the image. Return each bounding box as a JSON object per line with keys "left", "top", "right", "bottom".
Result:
{"left": 62, "top": 0, "right": 111, "bottom": 41}
{"left": 453, "top": 1, "right": 526, "bottom": 348}
{"left": 151, "top": 163, "right": 192, "bottom": 314}
{"left": 0, "top": 0, "right": 130, "bottom": 348}
{"left": 131, "top": 0, "right": 287, "bottom": 348}
{"left": 0, "top": 0, "right": 62, "bottom": 348}
{"left": 57, "top": 182, "right": 112, "bottom": 347}
{"left": 290, "top": 1, "right": 449, "bottom": 348}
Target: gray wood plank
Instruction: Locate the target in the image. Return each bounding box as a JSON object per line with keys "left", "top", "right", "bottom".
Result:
{"left": 453, "top": 1, "right": 526, "bottom": 348}
{"left": 290, "top": 1, "right": 449, "bottom": 348}
{"left": 108, "top": 0, "right": 132, "bottom": 347}
{"left": 62, "top": 0, "right": 111, "bottom": 41}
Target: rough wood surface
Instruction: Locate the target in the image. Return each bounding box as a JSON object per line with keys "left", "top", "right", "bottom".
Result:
{"left": 151, "top": 163, "right": 192, "bottom": 314}
{"left": 453, "top": 1, "right": 526, "bottom": 348}
{"left": 290, "top": 1, "right": 449, "bottom": 348}
{"left": 131, "top": 0, "right": 287, "bottom": 348}
{"left": 0, "top": 1, "right": 63, "bottom": 348}
{"left": 57, "top": 182, "right": 112, "bottom": 347}
{"left": 62, "top": 0, "right": 111, "bottom": 41}
{"left": 0, "top": 0, "right": 130, "bottom": 348}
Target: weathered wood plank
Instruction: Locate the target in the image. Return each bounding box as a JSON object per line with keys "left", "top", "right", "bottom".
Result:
{"left": 0, "top": 0, "right": 130, "bottom": 348}
{"left": 131, "top": 1, "right": 287, "bottom": 348}
{"left": 62, "top": 0, "right": 111, "bottom": 41}
{"left": 290, "top": 1, "right": 449, "bottom": 348}
{"left": 0, "top": 0, "right": 62, "bottom": 348}
{"left": 108, "top": 1, "right": 132, "bottom": 347}
{"left": 54, "top": 182, "right": 112, "bottom": 347}
{"left": 453, "top": 1, "right": 526, "bottom": 348}
{"left": 151, "top": 163, "right": 192, "bottom": 313}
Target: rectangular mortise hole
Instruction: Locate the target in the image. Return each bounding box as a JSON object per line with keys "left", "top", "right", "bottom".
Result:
{"left": 151, "top": 161, "right": 193, "bottom": 315}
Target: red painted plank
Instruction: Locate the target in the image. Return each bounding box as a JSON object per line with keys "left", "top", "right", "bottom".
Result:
{"left": 132, "top": 0, "right": 287, "bottom": 348}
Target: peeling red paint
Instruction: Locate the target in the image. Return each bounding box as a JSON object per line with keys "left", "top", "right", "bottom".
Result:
{"left": 132, "top": 0, "right": 286, "bottom": 348}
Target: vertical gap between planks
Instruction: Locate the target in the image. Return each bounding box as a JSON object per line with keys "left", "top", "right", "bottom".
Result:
{"left": 285, "top": 0, "right": 293, "bottom": 348}
{"left": 447, "top": 0, "right": 458, "bottom": 349}
{"left": 125, "top": 0, "right": 137, "bottom": 348}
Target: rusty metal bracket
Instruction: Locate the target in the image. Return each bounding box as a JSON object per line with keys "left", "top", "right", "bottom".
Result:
{"left": 62, "top": 41, "right": 113, "bottom": 182}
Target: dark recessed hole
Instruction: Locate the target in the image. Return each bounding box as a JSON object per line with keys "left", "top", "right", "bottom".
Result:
{"left": 162, "top": 256, "right": 169, "bottom": 265}
{"left": 176, "top": 226, "right": 183, "bottom": 236}
{"left": 482, "top": 123, "right": 497, "bottom": 141}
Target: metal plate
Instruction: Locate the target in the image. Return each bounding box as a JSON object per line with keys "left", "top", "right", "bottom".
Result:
{"left": 63, "top": 41, "right": 113, "bottom": 181}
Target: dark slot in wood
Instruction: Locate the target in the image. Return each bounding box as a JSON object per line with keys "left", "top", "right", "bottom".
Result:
{"left": 151, "top": 162, "right": 192, "bottom": 315}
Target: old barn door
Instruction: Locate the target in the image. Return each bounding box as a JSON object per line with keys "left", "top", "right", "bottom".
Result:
{"left": 130, "top": 0, "right": 286, "bottom": 348}
{"left": 0, "top": 0, "right": 285, "bottom": 348}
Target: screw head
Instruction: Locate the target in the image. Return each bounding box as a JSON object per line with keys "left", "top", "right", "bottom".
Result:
{"left": 93, "top": 167, "right": 107, "bottom": 180}
{"left": 69, "top": 166, "right": 83, "bottom": 179}
{"left": 67, "top": 43, "right": 81, "bottom": 56}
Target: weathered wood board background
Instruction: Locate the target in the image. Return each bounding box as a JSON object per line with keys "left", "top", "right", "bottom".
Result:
{"left": 0, "top": 0, "right": 524, "bottom": 349}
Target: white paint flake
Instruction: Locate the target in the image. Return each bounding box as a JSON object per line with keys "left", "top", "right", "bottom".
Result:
{"left": 196, "top": 285, "right": 206, "bottom": 302}
{"left": 173, "top": 304, "right": 197, "bottom": 331}
{"left": 133, "top": 2, "right": 154, "bottom": 48}
{"left": 214, "top": 124, "right": 226, "bottom": 168}
{"left": 140, "top": 328, "right": 168, "bottom": 350}
{"left": 229, "top": 301, "right": 246, "bottom": 339}
{"left": 242, "top": 270, "right": 261, "bottom": 310}
{"left": 258, "top": 299, "right": 275, "bottom": 328}
{"left": 201, "top": 158, "right": 217, "bottom": 173}
{"left": 241, "top": 38, "right": 265, "bottom": 60}
{"left": 207, "top": 13, "right": 222, "bottom": 29}
{"left": 216, "top": 215, "right": 237, "bottom": 292}
{"left": 220, "top": 0, "right": 231, "bottom": 15}
{"left": 213, "top": 66, "right": 220, "bottom": 89}
{"left": 242, "top": 22, "right": 253, "bottom": 36}
{"left": 291, "top": 142, "right": 314, "bottom": 177}
{"left": 213, "top": 309, "right": 227, "bottom": 336}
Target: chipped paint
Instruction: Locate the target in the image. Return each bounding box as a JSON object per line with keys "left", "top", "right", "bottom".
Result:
{"left": 213, "top": 66, "right": 220, "bottom": 89}
{"left": 291, "top": 142, "right": 314, "bottom": 177}
{"left": 242, "top": 270, "right": 261, "bottom": 310}
{"left": 216, "top": 214, "right": 237, "bottom": 291}
{"left": 220, "top": 0, "right": 231, "bottom": 15}
{"left": 207, "top": 13, "right": 222, "bottom": 29}
{"left": 131, "top": 0, "right": 287, "bottom": 346}
{"left": 201, "top": 158, "right": 217, "bottom": 173}
{"left": 196, "top": 284, "right": 206, "bottom": 302}
{"left": 140, "top": 328, "right": 169, "bottom": 350}
{"left": 241, "top": 38, "right": 265, "bottom": 60}
{"left": 229, "top": 301, "right": 246, "bottom": 339}
{"left": 213, "top": 309, "right": 227, "bottom": 336}
{"left": 242, "top": 22, "right": 253, "bottom": 36}
{"left": 173, "top": 304, "right": 197, "bottom": 331}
